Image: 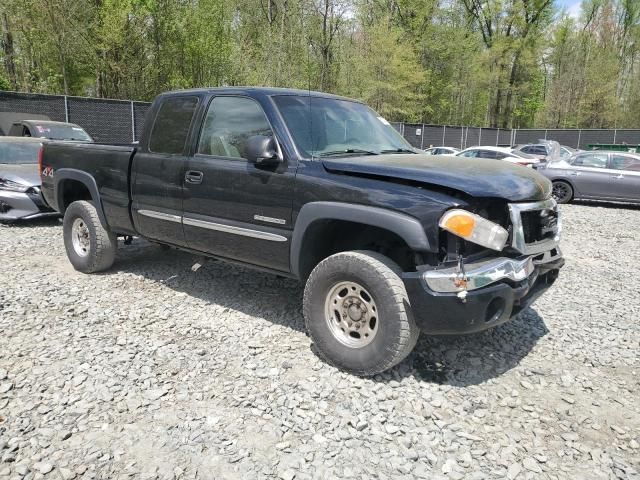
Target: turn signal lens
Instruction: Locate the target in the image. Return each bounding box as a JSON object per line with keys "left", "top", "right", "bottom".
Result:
{"left": 442, "top": 213, "right": 475, "bottom": 237}
{"left": 439, "top": 209, "right": 508, "bottom": 251}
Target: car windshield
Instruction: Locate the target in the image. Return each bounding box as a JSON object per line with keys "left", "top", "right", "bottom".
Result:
{"left": 31, "top": 124, "right": 93, "bottom": 141}
{"left": 273, "top": 95, "right": 414, "bottom": 158}
{"left": 0, "top": 141, "right": 42, "bottom": 164}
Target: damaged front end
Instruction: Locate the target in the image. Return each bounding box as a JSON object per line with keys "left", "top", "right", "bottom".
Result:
{"left": 402, "top": 198, "right": 564, "bottom": 335}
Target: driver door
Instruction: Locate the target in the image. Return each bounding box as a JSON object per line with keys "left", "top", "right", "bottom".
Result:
{"left": 182, "top": 95, "right": 296, "bottom": 272}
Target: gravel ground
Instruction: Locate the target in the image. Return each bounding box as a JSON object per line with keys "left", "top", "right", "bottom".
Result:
{"left": 0, "top": 202, "right": 639, "bottom": 480}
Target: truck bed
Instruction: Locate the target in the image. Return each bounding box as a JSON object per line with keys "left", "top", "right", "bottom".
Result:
{"left": 41, "top": 142, "right": 137, "bottom": 234}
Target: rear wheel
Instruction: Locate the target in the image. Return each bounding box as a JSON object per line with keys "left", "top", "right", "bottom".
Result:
{"left": 63, "top": 200, "right": 116, "bottom": 273}
{"left": 303, "top": 250, "right": 419, "bottom": 376}
{"left": 552, "top": 180, "right": 573, "bottom": 204}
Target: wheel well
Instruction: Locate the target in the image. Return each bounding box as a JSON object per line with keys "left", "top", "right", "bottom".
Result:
{"left": 297, "top": 220, "right": 417, "bottom": 280}
{"left": 59, "top": 179, "right": 93, "bottom": 212}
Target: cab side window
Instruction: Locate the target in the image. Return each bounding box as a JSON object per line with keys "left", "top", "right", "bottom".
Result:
{"left": 198, "top": 96, "right": 273, "bottom": 160}
{"left": 149, "top": 96, "right": 199, "bottom": 155}
{"left": 477, "top": 150, "right": 497, "bottom": 159}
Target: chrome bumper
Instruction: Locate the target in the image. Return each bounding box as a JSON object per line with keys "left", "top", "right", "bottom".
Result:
{"left": 423, "top": 250, "right": 561, "bottom": 293}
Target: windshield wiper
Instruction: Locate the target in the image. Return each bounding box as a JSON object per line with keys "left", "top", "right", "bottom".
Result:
{"left": 379, "top": 148, "right": 417, "bottom": 154}
{"left": 318, "top": 148, "right": 379, "bottom": 157}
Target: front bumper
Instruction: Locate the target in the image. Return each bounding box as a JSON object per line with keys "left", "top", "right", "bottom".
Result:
{"left": 402, "top": 252, "right": 564, "bottom": 335}
{"left": 0, "top": 189, "right": 57, "bottom": 222}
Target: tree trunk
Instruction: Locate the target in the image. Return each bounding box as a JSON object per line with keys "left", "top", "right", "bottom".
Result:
{"left": 1, "top": 13, "right": 17, "bottom": 89}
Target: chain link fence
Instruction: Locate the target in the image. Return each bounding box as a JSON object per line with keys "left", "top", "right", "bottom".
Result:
{"left": 393, "top": 123, "right": 516, "bottom": 150}
{"left": 2, "top": 91, "right": 639, "bottom": 149}
{"left": 0, "top": 91, "right": 151, "bottom": 143}
{"left": 392, "top": 123, "right": 640, "bottom": 150}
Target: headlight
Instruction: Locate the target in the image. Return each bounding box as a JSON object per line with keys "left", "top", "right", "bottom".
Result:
{"left": 0, "top": 179, "right": 29, "bottom": 193}
{"left": 439, "top": 209, "right": 509, "bottom": 251}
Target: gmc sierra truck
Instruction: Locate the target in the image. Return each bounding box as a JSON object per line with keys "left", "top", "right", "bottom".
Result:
{"left": 41, "top": 87, "right": 564, "bottom": 376}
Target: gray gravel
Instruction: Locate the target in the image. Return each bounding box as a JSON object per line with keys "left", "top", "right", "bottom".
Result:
{"left": 1, "top": 202, "right": 639, "bottom": 480}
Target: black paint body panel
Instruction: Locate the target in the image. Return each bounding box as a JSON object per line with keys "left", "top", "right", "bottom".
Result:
{"left": 41, "top": 142, "right": 136, "bottom": 234}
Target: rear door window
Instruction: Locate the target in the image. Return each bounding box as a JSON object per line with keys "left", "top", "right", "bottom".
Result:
{"left": 571, "top": 153, "right": 608, "bottom": 168}
{"left": 532, "top": 146, "right": 547, "bottom": 155}
{"left": 477, "top": 150, "right": 497, "bottom": 159}
{"left": 149, "top": 96, "right": 199, "bottom": 155}
{"left": 611, "top": 155, "right": 640, "bottom": 172}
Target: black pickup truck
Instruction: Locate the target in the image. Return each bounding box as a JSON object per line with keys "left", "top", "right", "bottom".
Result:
{"left": 41, "top": 87, "right": 564, "bottom": 375}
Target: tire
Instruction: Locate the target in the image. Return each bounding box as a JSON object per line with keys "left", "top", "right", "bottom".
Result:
{"left": 303, "top": 250, "right": 419, "bottom": 376}
{"left": 63, "top": 200, "right": 116, "bottom": 273}
{"left": 552, "top": 180, "right": 573, "bottom": 204}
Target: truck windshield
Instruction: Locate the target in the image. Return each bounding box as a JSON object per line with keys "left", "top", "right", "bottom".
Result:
{"left": 273, "top": 95, "right": 414, "bottom": 158}
{"left": 0, "top": 141, "right": 42, "bottom": 164}
{"left": 32, "top": 124, "right": 93, "bottom": 142}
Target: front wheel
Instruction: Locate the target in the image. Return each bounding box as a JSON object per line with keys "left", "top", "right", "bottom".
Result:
{"left": 303, "top": 250, "right": 419, "bottom": 376}
{"left": 552, "top": 180, "right": 573, "bottom": 204}
{"left": 63, "top": 200, "right": 116, "bottom": 273}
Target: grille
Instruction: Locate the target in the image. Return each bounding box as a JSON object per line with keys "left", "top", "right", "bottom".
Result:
{"left": 520, "top": 209, "right": 559, "bottom": 244}
{"left": 508, "top": 199, "right": 560, "bottom": 255}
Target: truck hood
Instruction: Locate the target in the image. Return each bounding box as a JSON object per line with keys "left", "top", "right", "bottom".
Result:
{"left": 322, "top": 154, "right": 552, "bottom": 202}
{"left": 0, "top": 164, "right": 40, "bottom": 187}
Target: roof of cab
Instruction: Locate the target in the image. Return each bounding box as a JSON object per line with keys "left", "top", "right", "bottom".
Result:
{"left": 159, "top": 86, "right": 361, "bottom": 103}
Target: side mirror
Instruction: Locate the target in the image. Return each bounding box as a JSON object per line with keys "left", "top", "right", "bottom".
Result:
{"left": 246, "top": 135, "right": 282, "bottom": 165}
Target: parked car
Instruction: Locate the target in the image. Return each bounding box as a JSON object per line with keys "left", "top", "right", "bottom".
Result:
{"left": 9, "top": 120, "right": 93, "bottom": 142}
{"left": 40, "top": 87, "right": 563, "bottom": 376}
{"left": 540, "top": 151, "right": 640, "bottom": 204}
{"left": 0, "top": 137, "right": 57, "bottom": 222}
{"left": 424, "top": 146, "right": 460, "bottom": 155}
{"left": 514, "top": 141, "right": 578, "bottom": 162}
{"left": 457, "top": 146, "right": 540, "bottom": 168}
{"left": 0, "top": 112, "right": 51, "bottom": 136}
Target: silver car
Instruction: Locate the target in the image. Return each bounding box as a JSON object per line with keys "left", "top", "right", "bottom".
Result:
{"left": 540, "top": 151, "right": 640, "bottom": 204}
{"left": 0, "top": 137, "right": 57, "bottom": 221}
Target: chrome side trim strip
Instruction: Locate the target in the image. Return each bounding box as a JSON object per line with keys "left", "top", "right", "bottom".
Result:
{"left": 138, "top": 209, "right": 182, "bottom": 223}
{"left": 183, "top": 217, "right": 288, "bottom": 242}
{"left": 423, "top": 256, "right": 535, "bottom": 293}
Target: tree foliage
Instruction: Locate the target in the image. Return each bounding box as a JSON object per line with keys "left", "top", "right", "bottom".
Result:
{"left": 0, "top": 0, "right": 639, "bottom": 128}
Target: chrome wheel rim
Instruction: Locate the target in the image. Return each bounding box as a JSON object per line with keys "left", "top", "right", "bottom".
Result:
{"left": 324, "top": 281, "right": 378, "bottom": 348}
{"left": 552, "top": 182, "right": 570, "bottom": 203}
{"left": 71, "top": 218, "right": 91, "bottom": 257}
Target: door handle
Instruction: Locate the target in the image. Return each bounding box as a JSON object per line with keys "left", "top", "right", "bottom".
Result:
{"left": 185, "top": 170, "right": 204, "bottom": 184}
{"left": 612, "top": 174, "right": 624, "bottom": 179}
{"left": 569, "top": 171, "right": 580, "bottom": 176}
